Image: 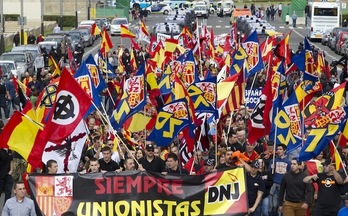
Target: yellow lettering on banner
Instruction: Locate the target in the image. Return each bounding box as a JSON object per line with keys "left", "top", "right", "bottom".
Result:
{"left": 235, "top": 48, "right": 247, "bottom": 60}
{"left": 305, "top": 128, "right": 326, "bottom": 152}
{"left": 187, "top": 85, "right": 209, "bottom": 108}
{"left": 115, "top": 201, "right": 130, "bottom": 216}
{"left": 191, "top": 201, "right": 201, "bottom": 216}
{"left": 131, "top": 200, "right": 145, "bottom": 216}
{"left": 156, "top": 112, "right": 183, "bottom": 138}
{"left": 146, "top": 200, "right": 153, "bottom": 216}
{"left": 327, "top": 124, "right": 339, "bottom": 135}
{"left": 153, "top": 200, "right": 163, "bottom": 216}
{"left": 77, "top": 202, "right": 91, "bottom": 216}
{"left": 176, "top": 201, "right": 189, "bottom": 216}
{"left": 164, "top": 200, "right": 176, "bottom": 216}
{"left": 274, "top": 111, "right": 296, "bottom": 144}
{"left": 108, "top": 201, "right": 114, "bottom": 216}
{"left": 93, "top": 202, "right": 106, "bottom": 216}
{"left": 113, "top": 101, "right": 130, "bottom": 123}
{"left": 158, "top": 75, "right": 171, "bottom": 90}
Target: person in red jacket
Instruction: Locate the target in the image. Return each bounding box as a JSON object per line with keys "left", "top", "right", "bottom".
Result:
{"left": 184, "top": 150, "right": 205, "bottom": 175}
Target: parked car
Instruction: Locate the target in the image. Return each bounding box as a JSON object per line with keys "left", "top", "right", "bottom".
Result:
{"left": 329, "top": 27, "right": 348, "bottom": 50}
{"left": 45, "top": 33, "right": 70, "bottom": 46}
{"left": 67, "top": 30, "right": 84, "bottom": 48}
{"left": 0, "top": 52, "right": 35, "bottom": 77}
{"left": 75, "top": 28, "right": 93, "bottom": 47}
{"left": 146, "top": 3, "right": 172, "bottom": 14}
{"left": 110, "top": 17, "right": 129, "bottom": 36}
{"left": 77, "top": 25, "right": 96, "bottom": 41}
{"left": 335, "top": 31, "right": 348, "bottom": 55}
{"left": 94, "top": 18, "right": 111, "bottom": 30}
{"left": 38, "top": 41, "right": 58, "bottom": 54}
{"left": 0, "top": 60, "right": 18, "bottom": 77}
{"left": 11, "top": 44, "right": 40, "bottom": 59}
{"left": 340, "top": 39, "right": 348, "bottom": 56}
{"left": 80, "top": 20, "right": 100, "bottom": 38}
{"left": 321, "top": 30, "right": 332, "bottom": 46}
{"left": 193, "top": 5, "right": 209, "bottom": 18}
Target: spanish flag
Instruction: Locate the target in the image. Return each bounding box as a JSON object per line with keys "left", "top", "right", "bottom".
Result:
{"left": 100, "top": 29, "right": 113, "bottom": 57}
{"left": 120, "top": 24, "right": 135, "bottom": 38}
{"left": 91, "top": 22, "right": 101, "bottom": 36}
{"left": 0, "top": 102, "right": 45, "bottom": 169}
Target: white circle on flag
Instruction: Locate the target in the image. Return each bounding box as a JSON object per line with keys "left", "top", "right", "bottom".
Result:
{"left": 51, "top": 90, "right": 80, "bottom": 125}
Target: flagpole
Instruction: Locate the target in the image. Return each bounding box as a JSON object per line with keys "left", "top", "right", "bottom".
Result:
{"left": 21, "top": 113, "right": 44, "bottom": 129}
{"left": 91, "top": 100, "right": 141, "bottom": 167}
{"left": 215, "top": 122, "right": 218, "bottom": 168}
{"left": 271, "top": 107, "right": 279, "bottom": 175}
{"left": 331, "top": 135, "right": 348, "bottom": 177}
{"left": 189, "top": 114, "right": 206, "bottom": 174}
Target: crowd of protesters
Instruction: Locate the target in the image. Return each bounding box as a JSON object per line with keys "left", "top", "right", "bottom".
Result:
{"left": 3, "top": 3, "right": 348, "bottom": 216}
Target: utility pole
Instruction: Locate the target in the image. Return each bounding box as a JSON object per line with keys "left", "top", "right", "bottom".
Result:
{"left": 41, "top": 0, "right": 44, "bottom": 35}
{"left": 0, "top": 0, "right": 4, "bottom": 55}
{"left": 20, "top": 0, "right": 24, "bottom": 45}
{"left": 75, "top": 0, "right": 78, "bottom": 28}
{"left": 87, "top": 0, "right": 91, "bottom": 20}
{"left": 60, "top": 0, "right": 63, "bottom": 30}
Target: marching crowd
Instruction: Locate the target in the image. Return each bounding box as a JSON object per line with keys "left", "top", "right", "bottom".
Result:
{"left": 2, "top": 3, "right": 348, "bottom": 216}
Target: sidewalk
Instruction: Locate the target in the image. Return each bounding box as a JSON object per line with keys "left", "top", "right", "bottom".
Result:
{"left": 3, "top": 20, "right": 56, "bottom": 48}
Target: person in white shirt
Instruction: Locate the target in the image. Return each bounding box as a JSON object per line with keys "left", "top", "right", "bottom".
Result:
{"left": 285, "top": 13, "right": 290, "bottom": 26}
{"left": 2, "top": 182, "right": 36, "bottom": 216}
{"left": 278, "top": 3, "right": 282, "bottom": 17}
{"left": 53, "top": 24, "right": 61, "bottom": 33}
{"left": 34, "top": 53, "right": 45, "bottom": 80}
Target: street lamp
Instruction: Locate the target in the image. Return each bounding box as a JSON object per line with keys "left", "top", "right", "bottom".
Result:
{"left": 60, "top": 0, "right": 63, "bottom": 30}
{"left": 41, "top": 0, "right": 44, "bottom": 35}
{"left": 75, "top": 0, "right": 78, "bottom": 28}
{"left": 0, "top": 0, "right": 4, "bottom": 55}
{"left": 20, "top": 0, "right": 24, "bottom": 45}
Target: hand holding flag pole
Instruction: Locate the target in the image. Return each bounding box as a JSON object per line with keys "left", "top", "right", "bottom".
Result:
{"left": 90, "top": 99, "right": 141, "bottom": 167}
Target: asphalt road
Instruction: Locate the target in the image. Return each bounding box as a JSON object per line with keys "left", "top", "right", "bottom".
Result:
{"left": 81, "top": 11, "right": 343, "bottom": 64}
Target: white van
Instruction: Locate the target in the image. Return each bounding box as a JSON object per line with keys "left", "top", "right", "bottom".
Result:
{"left": 217, "top": 0, "right": 234, "bottom": 16}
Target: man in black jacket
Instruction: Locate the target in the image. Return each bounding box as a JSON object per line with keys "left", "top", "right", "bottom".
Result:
{"left": 13, "top": 32, "right": 20, "bottom": 46}
{"left": 27, "top": 32, "right": 36, "bottom": 44}
{"left": 278, "top": 158, "right": 313, "bottom": 215}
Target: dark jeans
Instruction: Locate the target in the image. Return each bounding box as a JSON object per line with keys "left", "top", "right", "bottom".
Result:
{"left": 293, "top": 19, "right": 297, "bottom": 27}
{"left": 0, "top": 174, "right": 13, "bottom": 205}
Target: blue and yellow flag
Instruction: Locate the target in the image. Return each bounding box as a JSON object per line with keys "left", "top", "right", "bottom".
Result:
{"left": 291, "top": 39, "right": 317, "bottom": 82}
{"left": 82, "top": 54, "right": 107, "bottom": 93}
{"left": 187, "top": 77, "right": 217, "bottom": 117}
{"left": 241, "top": 30, "right": 263, "bottom": 77}
{"left": 270, "top": 92, "right": 302, "bottom": 153}
{"left": 299, "top": 82, "right": 347, "bottom": 161}
{"left": 229, "top": 45, "right": 247, "bottom": 76}
{"left": 180, "top": 50, "right": 200, "bottom": 87}
{"left": 147, "top": 98, "right": 192, "bottom": 147}
{"left": 110, "top": 71, "right": 146, "bottom": 131}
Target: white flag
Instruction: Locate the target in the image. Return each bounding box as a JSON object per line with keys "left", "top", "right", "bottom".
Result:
{"left": 42, "top": 120, "right": 88, "bottom": 173}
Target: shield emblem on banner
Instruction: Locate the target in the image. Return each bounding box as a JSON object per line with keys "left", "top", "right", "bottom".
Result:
{"left": 126, "top": 76, "right": 145, "bottom": 109}
{"left": 87, "top": 64, "right": 100, "bottom": 88}
{"left": 54, "top": 197, "right": 73, "bottom": 215}
{"left": 182, "top": 61, "right": 195, "bottom": 86}
{"left": 53, "top": 176, "right": 74, "bottom": 215}
{"left": 243, "top": 42, "right": 259, "bottom": 72}
{"left": 35, "top": 176, "right": 55, "bottom": 216}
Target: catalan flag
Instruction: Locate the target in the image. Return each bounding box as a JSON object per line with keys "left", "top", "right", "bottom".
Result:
{"left": 277, "top": 31, "right": 291, "bottom": 65}
{"left": 120, "top": 24, "right": 135, "bottom": 38}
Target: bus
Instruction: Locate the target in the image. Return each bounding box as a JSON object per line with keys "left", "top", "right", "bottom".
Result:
{"left": 306, "top": 1, "right": 340, "bottom": 40}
